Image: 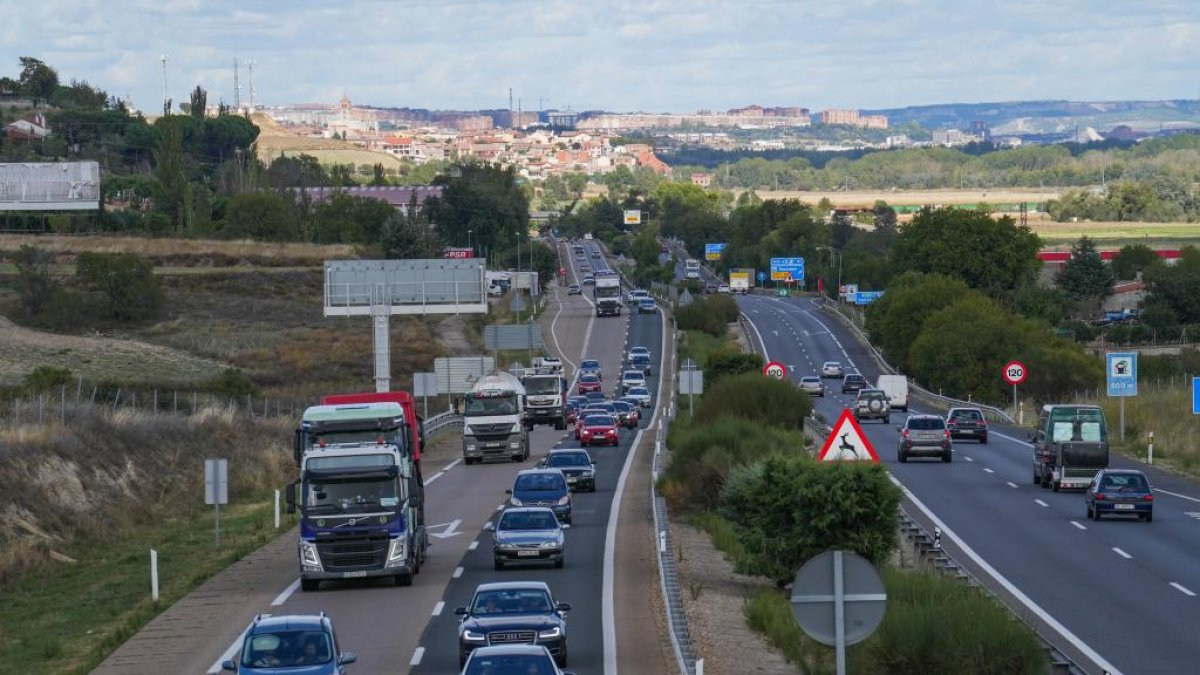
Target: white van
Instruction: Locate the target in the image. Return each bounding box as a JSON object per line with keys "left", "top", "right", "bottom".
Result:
{"left": 876, "top": 374, "right": 909, "bottom": 411}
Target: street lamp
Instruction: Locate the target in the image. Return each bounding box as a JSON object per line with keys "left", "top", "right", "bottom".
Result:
{"left": 817, "top": 246, "right": 843, "bottom": 302}
{"left": 467, "top": 229, "right": 472, "bottom": 256}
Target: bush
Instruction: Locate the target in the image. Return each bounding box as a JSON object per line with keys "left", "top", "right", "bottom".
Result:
{"left": 25, "top": 366, "right": 73, "bottom": 392}
{"left": 675, "top": 295, "right": 741, "bottom": 337}
{"left": 720, "top": 455, "right": 901, "bottom": 583}
{"left": 206, "top": 367, "right": 258, "bottom": 398}
{"left": 13, "top": 245, "right": 58, "bottom": 316}
{"left": 661, "top": 417, "right": 805, "bottom": 511}
{"left": 75, "top": 252, "right": 164, "bottom": 321}
{"left": 696, "top": 372, "right": 811, "bottom": 431}
{"left": 704, "top": 350, "right": 763, "bottom": 384}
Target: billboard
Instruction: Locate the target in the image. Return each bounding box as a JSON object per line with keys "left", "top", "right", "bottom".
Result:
{"left": 0, "top": 161, "right": 101, "bottom": 211}
{"left": 769, "top": 257, "right": 805, "bottom": 282}
{"left": 623, "top": 209, "right": 642, "bottom": 225}
{"left": 323, "top": 258, "right": 487, "bottom": 316}
{"left": 705, "top": 242, "right": 727, "bottom": 261}
{"left": 443, "top": 247, "right": 473, "bottom": 259}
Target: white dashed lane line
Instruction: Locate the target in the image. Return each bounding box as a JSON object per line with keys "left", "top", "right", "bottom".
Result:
{"left": 1006, "top": 481, "right": 1018, "bottom": 489}
{"left": 1170, "top": 582, "right": 1196, "bottom": 597}
{"left": 452, "top": 566, "right": 464, "bottom": 578}
{"left": 983, "top": 468, "right": 994, "bottom": 474}
{"left": 432, "top": 601, "right": 445, "bottom": 616}
{"left": 1070, "top": 521, "right": 1088, "bottom": 531}
{"left": 1035, "top": 499, "right": 1049, "bottom": 507}
{"left": 410, "top": 647, "right": 425, "bottom": 666}
{"left": 1112, "top": 548, "right": 1132, "bottom": 560}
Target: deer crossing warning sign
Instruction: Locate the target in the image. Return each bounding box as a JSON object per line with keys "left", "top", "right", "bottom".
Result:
{"left": 817, "top": 409, "right": 880, "bottom": 463}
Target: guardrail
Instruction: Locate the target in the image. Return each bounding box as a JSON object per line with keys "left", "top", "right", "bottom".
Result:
{"left": 424, "top": 411, "right": 462, "bottom": 438}
{"left": 816, "top": 300, "right": 1016, "bottom": 424}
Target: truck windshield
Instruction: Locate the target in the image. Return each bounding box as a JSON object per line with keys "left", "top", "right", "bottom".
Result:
{"left": 303, "top": 476, "right": 399, "bottom": 512}
{"left": 465, "top": 394, "right": 519, "bottom": 416}
{"left": 595, "top": 286, "right": 620, "bottom": 298}
{"left": 524, "top": 378, "right": 562, "bottom": 395}
{"left": 310, "top": 429, "right": 406, "bottom": 450}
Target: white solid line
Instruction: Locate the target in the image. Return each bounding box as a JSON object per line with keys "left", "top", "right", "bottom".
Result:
{"left": 1170, "top": 582, "right": 1196, "bottom": 597}
{"left": 425, "top": 471, "right": 446, "bottom": 485}
{"left": 208, "top": 632, "right": 246, "bottom": 673}
{"left": 442, "top": 458, "right": 462, "bottom": 472}
{"left": 1035, "top": 499, "right": 1049, "bottom": 507}
{"left": 1006, "top": 481, "right": 1018, "bottom": 488}
{"left": 1154, "top": 488, "right": 1200, "bottom": 504}
{"left": 469, "top": 540, "right": 479, "bottom": 551}
{"left": 410, "top": 646, "right": 425, "bottom": 666}
{"left": 453, "top": 566, "right": 464, "bottom": 578}
{"left": 1070, "top": 520, "right": 1088, "bottom": 531}
{"left": 1112, "top": 547, "right": 1132, "bottom": 559}
{"left": 891, "top": 477, "right": 1123, "bottom": 675}
{"left": 432, "top": 601, "right": 445, "bottom": 616}
{"left": 739, "top": 310, "right": 772, "bottom": 362}
{"left": 271, "top": 578, "right": 301, "bottom": 606}
{"left": 984, "top": 468, "right": 995, "bottom": 474}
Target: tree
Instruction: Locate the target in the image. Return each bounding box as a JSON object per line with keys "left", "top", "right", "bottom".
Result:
{"left": 893, "top": 208, "right": 1041, "bottom": 295}
{"left": 567, "top": 173, "right": 588, "bottom": 199}
{"left": 223, "top": 192, "right": 296, "bottom": 240}
{"left": 152, "top": 120, "right": 191, "bottom": 231}
{"left": 872, "top": 200, "right": 898, "bottom": 231}
{"left": 13, "top": 245, "right": 58, "bottom": 316}
{"left": 1110, "top": 243, "right": 1162, "bottom": 280}
{"left": 75, "top": 252, "right": 164, "bottom": 321}
{"left": 189, "top": 85, "right": 207, "bottom": 119}
{"left": 864, "top": 273, "right": 973, "bottom": 370}
{"left": 425, "top": 164, "right": 529, "bottom": 257}
{"left": 1059, "top": 236, "right": 1113, "bottom": 309}
{"left": 907, "top": 294, "right": 1028, "bottom": 403}
{"left": 1144, "top": 246, "right": 1200, "bottom": 324}
{"left": 370, "top": 163, "right": 388, "bottom": 186}
{"left": 17, "top": 57, "right": 59, "bottom": 104}
{"left": 380, "top": 211, "right": 431, "bottom": 259}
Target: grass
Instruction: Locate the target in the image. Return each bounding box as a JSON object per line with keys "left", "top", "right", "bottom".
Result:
{"left": 1098, "top": 381, "right": 1200, "bottom": 476}
{"left": 676, "top": 329, "right": 727, "bottom": 369}
{"left": 0, "top": 234, "right": 356, "bottom": 267}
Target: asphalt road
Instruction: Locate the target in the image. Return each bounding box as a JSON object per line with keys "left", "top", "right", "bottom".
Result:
{"left": 738, "top": 293, "right": 1200, "bottom": 675}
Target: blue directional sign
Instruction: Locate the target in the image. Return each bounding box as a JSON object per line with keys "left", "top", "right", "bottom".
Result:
{"left": 852, "top": 291, "right": 884, "bottom": 305}
{"left": 1193, "top": 376, "right": 1200, "bottom": 415}
{"left": 1106, "top": 352, "right": 1138, "bottom": 397}
{"left": 704, "top": 242, "right": 727, "bottom": 261}
{"left": 756, "top": 270, "right": 767, "bottom": 283}
{"left": 770, "top": 257, "right": 805, "bottom": 283}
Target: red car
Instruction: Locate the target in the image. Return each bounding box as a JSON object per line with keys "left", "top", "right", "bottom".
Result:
{"left": 579, "top": 414, "right": 620, "bottom": 446}
{"left": 577, "top": 375, "right": 603, "bottom": 395}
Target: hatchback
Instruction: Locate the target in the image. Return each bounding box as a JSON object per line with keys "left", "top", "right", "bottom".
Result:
{"left": 821, "top": 361, "right": 844, "bottom": 378}
{"left": 798, "top": 376, "right": 824, "bottom": 397}
{"left": 1085, "top": 469, "right": 1154, "bottom": 522}
{"left": 222, "top": 613, "right": 355, "bottom": 674}
{"left": 577, "top": 375, "right": 602, "bottom": 395}
{"left": 579, "top": 414, "right": 620, "bottom": 447}
{"left": 841, "top": 373, "right": 867, "bottom": 394}
{"left": 507, "top": 470, "right": 572, "bottom": 523}
{"left": 567, "top": 284, "right": 581, "bottom": 296}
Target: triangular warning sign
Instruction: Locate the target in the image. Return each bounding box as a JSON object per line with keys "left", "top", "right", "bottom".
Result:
{"left": 817, "top": 408, "right": 880, "bottom": 463}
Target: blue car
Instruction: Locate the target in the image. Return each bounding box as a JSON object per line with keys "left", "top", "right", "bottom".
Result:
{"left": 637, "top": 298, "right": 657, "bottom": 314}
{"left": 222, "top": 613, "right": 355, "bottom": 674}
{"left": 460, "top": 645, "right": 576, "bottom": 675}
{"left": 506, "top": 469, "right": 572, "bottom": 523}
{"left": 1085, "top": 469, "right": 1154, "bottom": 522}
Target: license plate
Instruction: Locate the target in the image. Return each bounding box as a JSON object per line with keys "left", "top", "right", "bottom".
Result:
{"left": 342, "top": 571, "right": 368, "bottom": 578}
{"left": 1114, "top": 504, "right": 1135, "bottom": 510}
{"left": 517, "top": 550, "right": 541, "bottom": 557}
{"left": 566, "top": 477, "right": 577, "bottom": 483}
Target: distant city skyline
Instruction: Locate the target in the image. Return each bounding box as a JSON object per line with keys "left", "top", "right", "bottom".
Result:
{"left": 3, "top": 0, "right": 1198, "bottom": 114}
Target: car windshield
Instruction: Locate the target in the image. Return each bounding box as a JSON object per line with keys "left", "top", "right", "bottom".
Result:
{"left": 465, "top": 654, "right": 557, "bottom": 674}
{"left": 524, "top": 378, "right": 561, "bottom": 395}
{"left": 241, "top": 630, "right": 332, "bottom": 668}
{"left": 951, "top": 410, "right": 983, "bottom": 421}
{"left": 860, "top": 391, "right": 885, "bottom": 400}
{"left": 1047, "top": 407, "right": 1108, "bottom": 442}
{"left": 801, "top": 377, "right": 819, "bottom": 384}
{"left": 824, "top": 362, "right": 840, "bottom": 367}
{"left": 581, "top": 360, "right": 600, "bottom": 369}
{"left": 628, "top": 388, "right": 649, "bottom": 396}
{"left": 471, "top": 589, "right": 554, "bottom": 616}
{"left": 465, "top": 394, "right": 519, "bottom": 416}
{"left": 1100, "top": 474, "right": 1149, "bottom": 491}
{"left": 908, "top": 418, "right": 946, "bottom": 430}
{"left": 514, "top": 473, "right": 566, "bottom": 492}
{"left": 499, "top": 510, "right": 560, "bottom": 531}
{"left": 846, "top": 375, "right": 864, "bottom": 382}
{"left": 584, "top": 415, "right": 614, "bottom": 426}
{"left": 547, "top": 452, "right": 591, "bottom": 467}
{"left": 624, "top": 372, "right": 644, "bottom": 380}
{"left": 580, "top": 375, "right": 599, "bottom": 383}
{"left": 611, "top": 402, "right": 632, "bottom": 413}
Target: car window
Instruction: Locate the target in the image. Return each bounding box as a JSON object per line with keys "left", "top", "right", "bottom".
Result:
{"left": 907, "top": 418, "right": 946, "bottom": 430}
{"left": 611, "top": 402, "right": 632, "bottom": 412}
{"left": 950, "top": 410, "right": 983, "bottom": 421}
{"left": 1100, "top": 474, "right": 1148, "bottom": 491}
{"left": 581, "top": 375, "right": 598, "bottom": 383}
{"left": 547, "top": 452, "right": 590, "bottom": 467}
{"left": 582, "top": 360, "right": 600, "bottom": 369}
{"left": 629, "top": 387, "right": 649, "bottom": 395}
{"left": 514, "top": 474, "right": 566, "bottom": 491}
{"left": 242, "top": 630, "right": 332, "bottom": 667}
{"left": 471, "top": 589, "right": 554, "bottom": 616}
{"left": 584, "top": 415, "right": 614, "bottom": 426}
{"left": 465, "top": 653, "right": 557, "bottom": 674}
{"left": 499, "top": 510, "right": 560, "bottom": 530}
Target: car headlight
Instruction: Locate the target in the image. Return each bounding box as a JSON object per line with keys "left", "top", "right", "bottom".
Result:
{"left": 510, "top": 497, "right": 523, "bottom": 506}
{"left": 582, "top": 469, "right": 594, "bottom": 477}
{"left": 510, "top": 442, "right": 520, "bottom": 448}
{"left": 539, "top": 540, "right": 560, "bottom": 549}
{"left": 467, "top": 444, "right": 477, "bottom": 452}
{"left": 538, "top": 626, "right": 561, "bottom": 639}
{"left": 557, "top": 495, "right": 571, "bottom": 506}
{"left": 386, "top": 538, "right": 408, "bottom": 566}
{"left": 301, "top": 543, "right": 322, "bottom": 571}
{"left": 496, "top": 541, "right": 518, "bottom": 550}
{"left": 463, "top": 630, "right": 487, "bottom": 642}
{"left": 511, "top": 424, "right": 522, "bottom": 433}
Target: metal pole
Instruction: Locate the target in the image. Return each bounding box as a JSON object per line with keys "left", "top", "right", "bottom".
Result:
{"left": 151, "top": 549, "right": 159, "bottom": 601}
{"left": 689, "top": 389, "right": 694, "bottom": 417}
{"left": 1148, "top": 431, "right": 1154, "bottom": 466}
{"left": 1013, "top": 383, "right": 1017, "bottom": 417}
{"left": 1120, "top": 397, "right": 1125, "bottom": 443}
{"left": 834, "top": 550, "right": 847, "bottom": 675}
{"left": 215, "top": 502, "right": 221, "bottom": 548}
{"left": 274, "top": 489, "right": 281, "bottom": 529}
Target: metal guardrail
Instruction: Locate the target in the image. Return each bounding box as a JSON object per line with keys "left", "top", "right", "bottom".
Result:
{"left": 816, "top": 300, "right": 1016, "bottom": 424}
{"left": 424, "top": 411, "right": 462, "bottom": 438}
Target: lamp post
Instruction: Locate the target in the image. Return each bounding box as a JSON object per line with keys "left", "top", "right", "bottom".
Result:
{"left": 467, "top": 229, "right": 473, "bottom": 256}
{"left": 818, "top": 246, "right": 843, "bottom": 302}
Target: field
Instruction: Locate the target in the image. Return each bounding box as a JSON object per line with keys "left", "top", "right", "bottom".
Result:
{"left": 249, "top": 112, "right": 408, "bottom": 169}
{"left": 0, "top": 234, "right": 356, "bottom": 267}
{"left": 745, "top": 188, "right": 1061, "bottom": 208}
{"left": 1031, "top": 219, "right": 1200, "bottom": 247}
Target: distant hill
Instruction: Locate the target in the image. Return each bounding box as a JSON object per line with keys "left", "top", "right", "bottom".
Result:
{"left": 865, "top": 99, "right": 1200, "bottom": 134}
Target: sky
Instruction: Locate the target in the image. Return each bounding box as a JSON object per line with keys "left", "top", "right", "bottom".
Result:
{"left": 2, "top": 0, "right": 1198, "bottom": 114}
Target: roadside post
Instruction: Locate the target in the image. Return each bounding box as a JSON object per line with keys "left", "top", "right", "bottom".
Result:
{"left": 1148, "top": 431, "right": 1155, "bottom": 466}
{"left": 1106, "top": 352, "right": 1138, "bottom": 442}
{"left": 790, "top": 550, "right": 887, "bottom": 675}
{"left": 150, "top": 549, "right": 159, "bottom": 601}
{"left": 1002, "top": 360, "right": 1028, "bottom": 420}
{"left": 274, "top": 489, "right": 281, "bottom": 529}
{"left": 679, "top": 359, "right": 703, "bottom": 416}
{"left": 1192, "top": 376, "right": 1200, "bottom": 416}
{"left": 205, "top": 458, "right": 229, "bottom": 548}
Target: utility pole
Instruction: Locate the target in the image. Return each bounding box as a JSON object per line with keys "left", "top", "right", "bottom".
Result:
{"left": 247, "top": 60, "right": 257, "bottom": 112}
{"left": 509, "top": 86, "right": 514, "bottom": 130}
{"left": 233, "top": 58, "right": 241, "bottom": 112}
{"left": 160, "top": 54, "right": 169, "bottom": 115}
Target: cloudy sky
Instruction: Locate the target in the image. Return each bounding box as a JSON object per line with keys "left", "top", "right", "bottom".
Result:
{"left": 3, "top": 0, "right": 1197, "bottom": 113}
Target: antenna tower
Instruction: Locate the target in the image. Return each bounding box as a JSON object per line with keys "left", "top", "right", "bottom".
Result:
{"left": 159, "top": 54, "right": 169, "bottom": 114}
{"left": 233, "top": 59, "right": 241, "bottom": 111}
{"left": 508, "top": 86, "right": 514, "bottom": 129}
{"left": 247, "top": 60, "right": 257, "bottom": 111}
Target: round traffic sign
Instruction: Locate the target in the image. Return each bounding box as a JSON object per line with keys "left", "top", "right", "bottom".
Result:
{"left": 791, "top": 550, "right": 886, "bottom": 647}
{"left": 763, "top": 361, "right": 787, "bottom": 381}
{"left": 1003, "top": 360, "right": 1028, "bottom": 386}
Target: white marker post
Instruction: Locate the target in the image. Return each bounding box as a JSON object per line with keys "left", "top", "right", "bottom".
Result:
{"left": 274, "top": 489, "right": 281, "bottom": 529}
{"left": 150, "top": 549, "right": 159, "bottom": 601}
{"left": 1148, "top": 431, "right": 1154, "bottom": 466}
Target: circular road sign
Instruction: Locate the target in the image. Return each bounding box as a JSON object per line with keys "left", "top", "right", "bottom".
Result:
{"left": 763, "top": 361, "right": 787, "bottom": 381}
{"left": 1003, "top": 360, "right": 1028, "bottom": 386}
{"left": 791, "top": 550, "right": 887, "bottom": 647}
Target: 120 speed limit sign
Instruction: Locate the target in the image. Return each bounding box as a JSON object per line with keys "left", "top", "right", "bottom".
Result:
{"left": 763, "top": 361, "right": 787, "bottom": 381}
{"left": 1002, "top": 360, "right": 1028, "bottom": 386}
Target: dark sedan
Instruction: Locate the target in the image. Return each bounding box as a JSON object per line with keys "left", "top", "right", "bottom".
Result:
{"left": 456, "top": 582, "right": 572, "bottom": 668}
{"left": 1086, "top": 469, "right": 1154, "bottom": 522}
{"left": 841, "top": 373, "right": 867, "bottom": 394}
{"left": 541, "top": 449, "right": 596, "bottom": 492}
{"left": 609, "top": 400, "right": 640, "bottom": 429}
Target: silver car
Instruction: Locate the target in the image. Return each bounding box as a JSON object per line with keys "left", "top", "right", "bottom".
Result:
{"left": 485, "top": 507, "right": 568, "bottom": 570}
{"left": 898, "top": 415, "right": 952, "bottom": 463}
{"left": 798, "top": 376, "right": 825, "bottom": 397}
{"left": 821, "top": 361, "right": 844, "bottom": 378}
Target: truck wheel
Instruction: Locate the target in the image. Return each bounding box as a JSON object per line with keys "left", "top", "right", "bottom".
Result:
{"left": 942, "top": 450, "right": 952, "bottom": 463}
{"left": 494, "top": 559, "right": 505, "bottom": 571}
{"left": 395, "top": 571, "right": 413, "bottom": 587}
{"left": 300, "top": 578, "right": 320, "bottom": 592}
{"left": 898, "top": 449, "right": 908, "bottom": 463}
{"left": 980, "top": 434, "right": 988, "bottom": 445}
{"left": 1033, "top": 470, "right": 1040, "bottom": 485}
{"left": 1052, "top": 481, "right": 1060, "bottom": 493}
{"left": 554, "top": 557, "right": 564, "bottom": 569}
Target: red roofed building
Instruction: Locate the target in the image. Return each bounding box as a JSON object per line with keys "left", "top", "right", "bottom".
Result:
{"left": 5, "top": 113, "right": 51, "bottom": 142}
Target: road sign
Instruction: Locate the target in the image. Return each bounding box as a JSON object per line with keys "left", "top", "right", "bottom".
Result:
{"left": 817, "top": 409, "right": 880, "bottom": 462}
{"left": 205, "top": 459, "right": 228, "bottom": 505}
{"left": 1002, "top": 360, "right": 1027, "bottom": 386}
{"left": 705, "top": 242, "right": 727, "bottom": 261}
{"left": 623, "top": 209, "right": 641, "bottom": 225}
{"left": 852, "top": 291, "right": 884, "bottom": 305}
{"left": 770, "top": 257, "right": 805, "bottom": 282}
{"left": 1193, "top": 377, "right": 1200, "bottom": 415}
{"left": 791, "top": 550, "right": 887, "bottom": 675}
{"left": 757, "top": 270, "right": 767, "bottom": 283}
{"left": 1106, "top": 352, "right": 1137, "bottom": 397}
{"left": 763, "top": 361, "right": 787, "bottom": 380}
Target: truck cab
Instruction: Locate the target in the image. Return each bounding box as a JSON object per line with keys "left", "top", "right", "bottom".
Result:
{"left": 288, "top": 402, "right": 426, "bottom": 591}
{"left": 1032, "top": 404, "right": 1109, "bottom": 492}
{"left": 463, "top": 372, "right": 530, "bottom": 464}
{"left": 522, "top": 372, "right": 569, "bottom": 430}
{"left": 593, "top": 276, "right": 622, "bottom": 317}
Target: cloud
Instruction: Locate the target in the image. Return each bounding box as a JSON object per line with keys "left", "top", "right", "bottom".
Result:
{"left": 0, "top": 0, "right": 1196, "bottom": 112}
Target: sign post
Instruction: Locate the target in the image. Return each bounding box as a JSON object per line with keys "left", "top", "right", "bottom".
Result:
{"left": 679, "top": 359, "right": 704, "bottom": 416}
{"left": 1002, "top": 360, "right": 1028, "bottom": 418}
{"left": 205, "top": 458, "right": 229, "bottom": 548}
{"left": 1106, "top": 352, "right": 1138, "bottom": 442}
{"left": 790, "top": 550, "right": 887, "bottom": 675}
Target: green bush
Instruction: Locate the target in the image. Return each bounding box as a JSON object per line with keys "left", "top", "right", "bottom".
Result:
{"left": 25, "top": 366, "right": 73, "bottom": 392}
{"left": 675, "top": 295, "right": 741, "bottom": 337}
{"left": 720, "top": 454, "right": 901, "bottom": 583}
{"left": 704, "top": 350, "right": 764, "bottom": 385}
{"left": 75, "top": 252, "right": 164, "bottom": 321}
{"left": 205, "top": 368, "right": 258, "bottom": 398}
{"left": 696, "top": 372, "right": 811, "bottom": 431}
{"left": 661, "top": 417, "right": 805, "bottom": 511}
{"left": 745, "top": 590, "right": 833, "bottom": 674}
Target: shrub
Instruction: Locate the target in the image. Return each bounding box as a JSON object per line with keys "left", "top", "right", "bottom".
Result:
{"left": 206, "top": 367, "right": 258, "bottom": 398}
{"left": 676, "top": 295, "right": 741, "bottom": 338}
{"left": 720, "top": 454, "right": 901, "bottom": 583}
{"left": 696, "top": 372, "right": 811, "bottom": 431}
{"left": 13, "top": 245, "right": 58, "bottom": 316}
{"left": 704, "top": 350, "right": 763, "bottom": 385}
{"left": 75, "top": 252, "right": 164, "bottom": 321}
{"left": 25, "top": 366, "right": 73, "bottom": 392}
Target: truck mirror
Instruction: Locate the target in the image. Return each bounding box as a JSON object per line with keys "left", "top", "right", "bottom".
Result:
{"left": 292, "top": 429, "right": 304, "bottom": 465}
{"left": 285, "top": 482, "right": 297, "bottom": 514}
{"left": 408, "top": 476, "right": 422, "bottom": 507}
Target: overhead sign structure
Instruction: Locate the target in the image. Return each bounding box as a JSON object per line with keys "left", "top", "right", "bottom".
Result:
{"left": 817, "top": 409, "right": 880, "bottom": 462}
{"left": 623, "top": 209, "right": 642, "bottom": 225}
{"left": 791, "top": 550, "right": 887, "bottom": 675}
{"left": 705, "top": 243, "right": 727, "bottom": 261}
{"left": 1106, "top": 352, "right": 1138, "bottom": 397}
{"left": 763, "top": 361, "right": 788, "bottom": 381}
{"left": 770, "top": 257, "right": 805, "bottom": 283}
{"left": 0, "top": 161, "right": 101, "bottom": 211}
{"left": 1002, "top": 360, "right": 1027, "bottom": 386}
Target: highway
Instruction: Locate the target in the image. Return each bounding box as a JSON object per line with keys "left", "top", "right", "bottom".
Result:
{"left": 738, "top": 293, "right": 1200, "bottom": 675}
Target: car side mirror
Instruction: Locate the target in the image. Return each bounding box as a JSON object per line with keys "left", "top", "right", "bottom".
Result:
{"left": 483, "top": 522, "right": 495, "bottom": 531}
{"left": 221, "top": 660, "right": 236, "bottom": 672}
{"left": 561, "top": 523, "right": 571, "bottom": 530}
{"left": 555, "top": 602, "right": 572, "bottom": 613}
{"left": 454, "top": 606, "right": 468, "bottom": 616}
{"left": 505, "top": 489, "right": 513, "bottom": 495}
{"left": 338, "top": 652, "right": 357, "bottom": 665}
{"left": 285, "top": 482, "right": 297, "bottom": 514}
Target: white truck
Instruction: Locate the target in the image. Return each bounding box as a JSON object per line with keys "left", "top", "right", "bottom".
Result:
{"left": 462, "top": 372, "right": 529, "bottom": 464}
{"left": 876, "top": 374, "right": 909, "bottom": 411}
{"left": 594, "top": 276, "right": 622, "bottom": 317}
{"left": 532, "top": 356, "right": 563, "bottom": 375}
{"left": 521, "top": 371, "right": 568, "bottom": 430}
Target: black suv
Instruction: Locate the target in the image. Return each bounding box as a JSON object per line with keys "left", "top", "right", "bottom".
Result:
{"left": 841, "top": 373, "right": 867, "bottom": 394}
{"left": 456, "top": 581, "right": 571, "bottom": 668}
{"left": 947, "top": 407, "right": 988, "bottom": 444}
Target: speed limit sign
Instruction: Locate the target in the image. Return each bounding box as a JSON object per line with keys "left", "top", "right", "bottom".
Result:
{"left": 763, "top": 361, "right": 787, "bottom": 381}
{"left": 1002, "top": 360, "right": 1028, "bottom": 386}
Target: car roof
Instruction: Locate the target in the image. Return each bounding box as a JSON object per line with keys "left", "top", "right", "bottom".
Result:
{"left": 1099, "top": 468, "right": 1146, "bottom": 476}
{"left": 630, "top": 345, "right": 649, "bottom": 351}
{"left": 474, "top": 580, "right": 552, "bottom": 594}
{"left": 906, "top": 414, "right": 944, "bottom": 421}
{"left": 548, "top": 448, "right": 591, "bottom": 456}
{"left": 516, "top": 469, "right": 566, "bottom": 478}
{"left": 469, "top": 645, "right": 554, "bottom": 657}
{"left": 823, "top": 360, "right": 841, "bottom": 365}
{"left": 624, "top": 370, "right": 645, "bottom": 376}
{"left": 249, "top": 614, "right": 329, "bottom": 632}
{"left": 500, "top": 506, "right": 559, "bottom": 516}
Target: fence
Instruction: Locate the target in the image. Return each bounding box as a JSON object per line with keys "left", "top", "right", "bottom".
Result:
{"left": 423, "top": 411, "right": 461, "bottom": 438}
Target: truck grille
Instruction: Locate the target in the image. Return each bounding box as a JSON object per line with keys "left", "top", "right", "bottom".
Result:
{"left": 470, "top": 423, "right": 512, "bottom": 436}
{"left": 488, "top": 630, "right": 536, "bottom": 645}
{"left": 317, "top": 533, "right": 388, "bottom": 570}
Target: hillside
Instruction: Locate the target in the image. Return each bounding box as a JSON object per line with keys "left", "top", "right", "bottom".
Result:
{"left": 250, "top": 112, "right": 409, "bottom": 168}
{"left": 866, "top": 99, "right": 1200, "bottom": 133}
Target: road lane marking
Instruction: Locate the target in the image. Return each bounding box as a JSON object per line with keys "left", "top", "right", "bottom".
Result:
{"left": 271, "top": 578, "right": 300, "bottom": 606}
{"left": 1006, "top": 481, "right": 1018, "bottom": 488}
{"left": 1154, "top": 488, "right": 1200, "bottom": 504}
{"left": 425, "top": 471, "right": 446, "bottom": 485}
{"left": 442, "top": 458, "right": 462, "bottom": 472}
{"left": 739, "top": 310, "right": 772, "bottom": 362}
{"left": 432, "top": 601, "right": 445, "bottom": 616}
{"left": 410, "top": 647, "right": 425, "bottom": 666}
{"left": 964, "top": 456, "right": 974, "bottom": 462}
{"left": 453, "top": 566, "right": 464, "bottom": 578}
{"left": 496, "top": 503, "right": 505, "bottom": 511}
{"left": 1070, "top": 520, "right": 1087, "bottom": 531}
{"left": 1035, "top": 499, "right": 1049, "bottom": 507}
{"left": 208, "top": 633, "right": 246, "bottom": 674}
{"left": 1112, "top": 548, "right": 1132, "bottom": 559}
{"left": 1171, "top": 582, "right": 1196, "bottom": 597}
{"left": 469, "top": 540, "right": 479, "bottom": 551}
{"left": 983, "top": 468, "right": 994, "bottom": 474}
{"left": 891, "top": 476, "right": 1123, "bottom": 675}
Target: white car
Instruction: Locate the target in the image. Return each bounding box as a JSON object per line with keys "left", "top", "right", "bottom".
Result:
{"left": 628, "top": 346, "right": 651, "bottom": 359}
{"left": 624, "top": 386, "right": 652, "bottom": 408}
{"left": 621, "top": 370, "right": 646, "bottom": 393}
{"left": 717, "top": 284, "right": 730, "bottom": 293}
{"left": 799, "top": 376, "right": 825, "bottom": 397}
{"left": 821, "top": 361, "right": 844, "bottom": 378}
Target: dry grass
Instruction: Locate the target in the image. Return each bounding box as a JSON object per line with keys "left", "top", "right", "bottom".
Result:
{"left": 746, "top": 188, "right": 1061, "bottom": 207}
{"left": 1099, "top": 383, "right": 1200, "bottom": 476}
{"left": 0, "top": 234, "right": 357, "bottom": 267}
